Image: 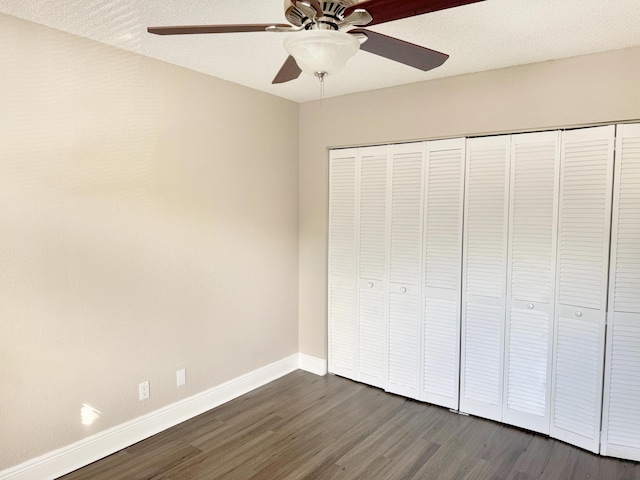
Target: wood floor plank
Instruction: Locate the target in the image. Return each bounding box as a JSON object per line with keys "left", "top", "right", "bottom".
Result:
{"left": 538, "top": 441, "right": 580, "bottom": 480}
{"left": 509, "top": 433, "right": 555, "bottom": 478}
{"left": 58, "top": 371, "right": 640, "bottom": 480}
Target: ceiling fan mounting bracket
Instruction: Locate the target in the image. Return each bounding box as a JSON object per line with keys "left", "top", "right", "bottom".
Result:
{"left": 285, "top": 0, "right": 357, "bottom": 30}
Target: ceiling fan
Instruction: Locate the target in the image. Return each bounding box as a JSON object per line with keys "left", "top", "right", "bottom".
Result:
{"left": 148, "top": 0, "right": 484, "bottom": 84}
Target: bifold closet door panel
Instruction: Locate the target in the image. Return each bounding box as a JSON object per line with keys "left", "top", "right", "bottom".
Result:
{"left": 550, "top": 125, "right": 615, "bottom": 454}
{"left": 602, "top": 123, "right": 640, "bottom": 461}
{"left": 386, "top": 143, "right": 425, "bottom": 399}
{"left": 328, "top": 148, "right": 358, "bottom": 379}
{"left": 460, "top": 135, "right": 510, "bottom": 421}
{"left": 357, "top": 145, "right": 390, "bottom": 389}
{"left": 503, "top": 131, "right": 560, "bottom": 434}
{"left": 422, "top": 138, "right": 466, "bottom": 409}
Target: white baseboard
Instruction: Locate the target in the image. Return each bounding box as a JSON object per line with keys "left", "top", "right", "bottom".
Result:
{"left": 0, "top": 354, "right": 300, "bottom": 480}
{"left": 298, "top": 353, "right": 327, "bottom": 376}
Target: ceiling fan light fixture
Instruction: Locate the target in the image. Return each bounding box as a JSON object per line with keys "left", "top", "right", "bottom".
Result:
{"left": 284, "top": 29, "right": 359, "bottom": 77}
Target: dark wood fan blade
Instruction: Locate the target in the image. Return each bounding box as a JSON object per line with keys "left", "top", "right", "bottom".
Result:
{"left": 272, "top": 56, "right": 302, "bottom": 84}
{"left": 147, "top": 24, "right": 290, "bottom": 35}
{"left": 350, "top": 29, "right": 449, "bottom": 71}
{"left": 345, "top": 0, "right": 484, "bottom": 26}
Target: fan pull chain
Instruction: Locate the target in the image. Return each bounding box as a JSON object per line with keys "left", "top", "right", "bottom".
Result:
{"left": 315, "top": 72, "right": 327, "bottom": 99}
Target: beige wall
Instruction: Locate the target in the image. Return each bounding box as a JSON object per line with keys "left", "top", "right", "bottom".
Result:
{"left": 299, "top": 46, "right": 640, "bottom": 359}
{"left": 0, "top": 14, "right": 299, "bottom": 470}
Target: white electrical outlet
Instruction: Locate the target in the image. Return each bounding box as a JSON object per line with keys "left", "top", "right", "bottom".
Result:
{"left": 176, "top": 368, "right": 186, "bottom": 387}
{"left": 138, "top": 381, "right": 150, "bottom": 400}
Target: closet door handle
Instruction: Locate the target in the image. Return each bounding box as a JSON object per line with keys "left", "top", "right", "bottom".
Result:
{"left": 575, "top": 310, "right": 583, "bottom": 318}
{"left": 400, "top": 287, "right": 407, "bottom": 294}
{"left": 367, "top": 282, "right": 374, "bottom": 288}
{"left": 528, "top": 303, "right": 534, "bottom": 310}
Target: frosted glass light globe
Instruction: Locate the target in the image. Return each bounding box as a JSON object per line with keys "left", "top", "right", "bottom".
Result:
{"left": 284, "top": 29, "right": 360, "bottom": 76}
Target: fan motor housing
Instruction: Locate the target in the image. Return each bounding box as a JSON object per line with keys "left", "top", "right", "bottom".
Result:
{"left": 284, "top": 0, "right": 357, "bottom": 28}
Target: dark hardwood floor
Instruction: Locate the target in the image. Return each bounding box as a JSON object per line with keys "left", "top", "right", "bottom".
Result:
{"left": 59, "top": 370, "right": 640, "bottom": 480}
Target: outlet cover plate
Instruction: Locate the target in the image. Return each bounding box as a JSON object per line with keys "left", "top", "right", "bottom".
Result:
{"left": 138, "top": 381, "right": 149, "bottom": 400}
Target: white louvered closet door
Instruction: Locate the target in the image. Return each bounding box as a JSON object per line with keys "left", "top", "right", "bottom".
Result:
{"left": 328, "top": 148, "right": 358, "bottom": 379}
{"left": 386, "top": 143, "right": 425, "bottom": 399}
{"left": 422, "top": 138, "right": 466, "bottom": 409}
{"left": 460, "top": 135, "right": 511, "bottom": 421}
{"left": 602, "top": 123, "right": 640, "bottom": 461}
{"left": 503, "top": 131, "right": 560, "bottom": 434}
{"left": 550, "top": 125, "right": 615, "bottom": 453}
{"left": 357, "top": 145, "right": 390, "bottom": 390}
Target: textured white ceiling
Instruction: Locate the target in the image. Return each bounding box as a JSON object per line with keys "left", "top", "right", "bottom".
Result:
{"left": 1, "top": 0, "right": 639, "bottom": 103}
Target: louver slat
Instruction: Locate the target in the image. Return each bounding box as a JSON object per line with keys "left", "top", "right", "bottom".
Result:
{"left": 557, "top": 133, "right": 612, "bottom": 309}
{"left": 425, "top": 141, "right": 465, "bottom": 290}
{"left": 509, "top": 135, "right": 558, "bottom": 303}
{"left": 614, "top": 135, "right": 640, "bottom": 314}
{"left": 505, "top": 304, "right": 551, "bottom": 431}
{"left": 553, "top": 313, "right": 601, "bottom": 446}
{"left": 358, "top": 287, "right": 386, "bottom": 388}
{"left": 329, "top": 153, "right": 357, "bottom": 279}
{"left": 463, "top": 303, "right": 504, "bottom": 421}
{"left": 464, "top": 140, "right": 509, "bottom": 299}
{"left": 388, "top": 293, "right": 420, "bottom": 398}
{"left": 328, "top": 284, "right": 356, "bottom": 377}
{"left": 389, "top": 147, "right": 423, "bottom": 286}
{"left": 328, "top": 150, "right": 357, "bottom": 378}
{"left": 359, "top": 151, "right": 388, "bottom": 281}
{"left": 424, "top": 297, "right": 460, "bottom": 407}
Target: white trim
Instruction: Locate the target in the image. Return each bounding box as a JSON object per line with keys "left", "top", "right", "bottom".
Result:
{"left": 298, "top": 353, "right": 327, "bottom": 376}
{"left": 0, "top": 355, "right": 299, "bottom": 480}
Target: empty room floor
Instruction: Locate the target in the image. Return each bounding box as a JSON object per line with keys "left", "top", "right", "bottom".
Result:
{"left": 58, "top": 370, "right": 640, "bottom": 479}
